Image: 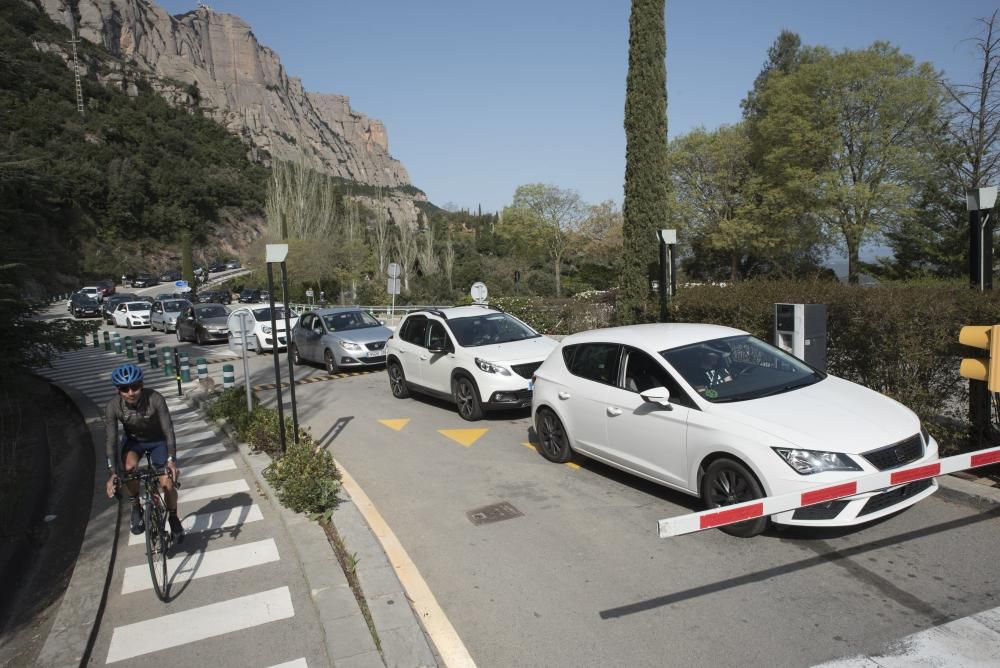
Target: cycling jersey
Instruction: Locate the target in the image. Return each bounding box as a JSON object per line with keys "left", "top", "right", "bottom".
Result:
{"left": 105, "top": 388, "right": 176, "bottom": 471}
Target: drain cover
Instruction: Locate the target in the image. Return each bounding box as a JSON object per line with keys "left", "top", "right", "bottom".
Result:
{"left": 466, "top": 501, "right": 523, "bottom": 526}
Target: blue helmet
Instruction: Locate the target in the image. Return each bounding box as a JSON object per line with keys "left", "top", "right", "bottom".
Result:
{"left": 111, "top": 363, "right": 144, "bottom": 386}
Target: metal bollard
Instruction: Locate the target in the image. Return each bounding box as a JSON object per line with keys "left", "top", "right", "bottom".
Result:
{"left": 149, "top": 342, "right": 158, "bottom": 368}
{"left": 103, "top": 331, "right": 111, "bottom": 351}
{"left": 125, "top": 336, "right": 133, "bottom": 359}
{"left": 179, "top": 351, "right": 191, "bottom": 383}
{"left": 162, "top": 346, "right": 174, "bottom": 377}
{"left": 196, "top": 357, "right": 208, "bottom": 381}
{"left": 113, "top": 333, "right": 122, "bottom": 354}
{"left": 136, "top": 339, "right": 145, "bottom": 363}
{"left": 92, "top": 331, "right": 99, "bottom": 348}
{"left": 223, "top": 364, "right": 235, "bottom": 389}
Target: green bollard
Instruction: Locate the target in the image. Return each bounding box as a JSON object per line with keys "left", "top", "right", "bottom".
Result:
{"left": 223, "top": 364, "right": 235, "bottom": 389}
{"left": 162, "top": 346, "right": 174, "bottom": 377}
{"left": 103, "top": 331, "right": 111, "bottom": 351}
{"left": 179, "top": 352, "right": 191, "bottom": 383}
{"left": 125, "top": 336, "right": 133, "bottom": 359}
{"left": 149, "top": 342, "right": 159, "bottom": 368}
{"left": 92, "top": 331, "right": 99, "bottom": 348}
{"left": 113, "top": 333, "right": 123, "bottom": 355}
{"left": 136, "top": 339, "right": 145, "bottom": 363}
{"left": 196, "top": 357, "right": 208, "bottom": 381}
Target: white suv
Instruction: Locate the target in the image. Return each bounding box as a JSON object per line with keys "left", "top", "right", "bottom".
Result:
{"left": 385, "top": 305, "right": 558, "bottom": 420}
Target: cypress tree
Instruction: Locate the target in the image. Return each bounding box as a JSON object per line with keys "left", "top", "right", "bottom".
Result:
{"left": 620, "top": 0, "right": 670, "bottom": 323}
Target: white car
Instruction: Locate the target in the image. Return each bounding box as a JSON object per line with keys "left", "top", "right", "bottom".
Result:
{"left": 530, "top": 323, "right": 939, "bottom": 537}
{"left": 228, "top": 303, "right": 298, "bottom": 352}
{"left": 112, "top": 301, "right": 152, "bottom": 329}
{"left": 385, "top": 305, "right": 558, "bottom": 420}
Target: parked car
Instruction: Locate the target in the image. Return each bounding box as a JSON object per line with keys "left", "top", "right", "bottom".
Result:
{"left": 238, "top": 288, "right": 261, "bottom": 303}
{"left": 154, "top": 292, "right": 187, "bottom": 301}
{"left": 160, "top": 268, "right": 182, "bottom": 282}
{"left": 95, "top": 278, "right": 116, "bottom": 299}
{"left": 198, "top": 289, "right": 231, "bottom": 305}
{"left": 207, "top": 261, "right": 226, "bottom": 273}
{"left": 175, "top": 303, "right": 230, "bottom": 344}
{"left": 70, "top": 293, "right": 102, "bottom": 318}
{"left": 530, "top": 323, "right": 940, "bottom": 537}
{"left": 225, "top": 259, "right": 241, "bottom": 270}
{"left": 111, "top": 301, "right": 152, "bottom": 329}
{"left": 227, "top": 303, "right": 298, "bottom": 352}
{"left": 78, "top": 286, "right": 101, "bottom": 302}
{"left": 150, "top": 298, "right": 192, "bottom": 333}
{"left": 385, "top": 305, "right": 558, "bottom": 421}
{"left": 102, "top": 293, "right": 136, "bottom": 324}
{"left": 132, "top": 273, "right": 158, "bottom": 289}
{"left": 292, "top": 308, "right": 392, "bottom": 373}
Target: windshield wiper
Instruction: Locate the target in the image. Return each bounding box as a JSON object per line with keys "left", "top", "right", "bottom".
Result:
{"left": 744, "top": 379, "right": 818, "bottom": 400}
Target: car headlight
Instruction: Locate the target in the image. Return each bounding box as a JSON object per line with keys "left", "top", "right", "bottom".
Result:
{"left": 772, "top": 448, "right": 862, "bottom": 475}
{"left": 475, "top": 358, "right": 511, "bottom": 375}
{"left": 341, "top": 341, "right": 364, "bottom": 353}
{"left": 262, "top": 325, "right": 272, "bottom": 334}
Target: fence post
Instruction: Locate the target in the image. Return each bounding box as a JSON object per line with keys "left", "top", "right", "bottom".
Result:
{"left": 148, "top": 342, "right": 158, "bottom": 368}
{"left": 223, "top": 364, "right": 235, "bottom": 389}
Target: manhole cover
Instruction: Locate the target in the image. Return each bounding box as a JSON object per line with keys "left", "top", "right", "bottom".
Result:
{"left": 466, "top": 501, "right": 523, "bottom": 526}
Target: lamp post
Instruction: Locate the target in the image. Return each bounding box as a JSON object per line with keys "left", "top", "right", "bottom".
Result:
{"left": 656, "top": 229, "right": 677, "bottom": 322}
{"left": 964, "top": 187, "right": 996, "bottom": 448}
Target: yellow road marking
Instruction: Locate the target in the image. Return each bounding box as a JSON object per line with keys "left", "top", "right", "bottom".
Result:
{"left": 251, "top": 369, "right": 378, "bottom": 391}
{"left": 378, "top": 419, "right": 410, "bottom": 432}
{"left": 521, "top": 442, "right": 580, "bottom": 469}
{"left": 438, "top": 428, "right": 489, "bottom": 448}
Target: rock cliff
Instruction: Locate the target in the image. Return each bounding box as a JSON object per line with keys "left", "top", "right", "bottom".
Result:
{"left": 35, "top": 0, "right": 415, "bottom": 194}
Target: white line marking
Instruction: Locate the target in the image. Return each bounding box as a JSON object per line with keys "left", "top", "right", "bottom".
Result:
{"left": 121, "top": 538, "right": 280, "bottom": 594}
{"left": 105, "top": 586, "right": 295, "bottom": 663}
{"left": 129, "top": 503, "right": 264, "bottom": 545}
{"left": 176, "top": 430, "right": 217, "bottom": 443}
{"left": 177, "top": 442, "right": 228, "bottom": 459}
{"left": 268, "top": 660, "right": 308, "bottom": 668}
{"left": 184, "top": 458, "right": 238, "bottom": 478}
{"left": 178, "top": 479, "right": 249, "bottom": 504}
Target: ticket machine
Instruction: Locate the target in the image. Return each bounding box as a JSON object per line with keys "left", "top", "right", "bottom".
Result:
{"left": 774, "top": 303, "right": 827, "bottom": 372}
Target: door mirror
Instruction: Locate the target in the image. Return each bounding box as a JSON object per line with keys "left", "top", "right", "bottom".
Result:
{"left": 640, "top": 386, "right": 671, "bottom": 406}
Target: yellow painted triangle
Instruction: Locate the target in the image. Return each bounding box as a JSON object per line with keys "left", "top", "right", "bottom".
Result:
{"left": 378, "top": 419, "right": 410, "bottom": 432}
{"left": 438, "top": 428, "right": 489, "bottom": 447}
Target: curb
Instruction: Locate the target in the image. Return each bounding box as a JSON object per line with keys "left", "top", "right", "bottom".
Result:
{"left": 183, "top": 389, "right": 438, "bottom": 668}
{"left": 935, "top": 472, "right": 1000, "bottom": 510}
{"left": 36, "top": 381, "right": 119, "bottom": 668}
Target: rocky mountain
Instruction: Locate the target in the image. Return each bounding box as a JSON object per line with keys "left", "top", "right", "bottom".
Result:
{"left": 34, "top": 0, "right": 423, "bottom": 224}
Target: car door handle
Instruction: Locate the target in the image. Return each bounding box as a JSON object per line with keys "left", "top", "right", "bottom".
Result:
{"left": 607, "top": 407, "right": 623, "bottom": 416}
{"left": 558, "top": 391, "right": 571, "bottom": 400}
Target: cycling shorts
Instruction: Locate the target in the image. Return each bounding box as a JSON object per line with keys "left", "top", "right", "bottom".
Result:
{"left": 121, "top": 438, "right": 168, "bottom": 468}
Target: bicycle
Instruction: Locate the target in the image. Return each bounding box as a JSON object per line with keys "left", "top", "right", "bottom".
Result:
{"left": 115, "top": 451, "right": 182, "bottom": 601}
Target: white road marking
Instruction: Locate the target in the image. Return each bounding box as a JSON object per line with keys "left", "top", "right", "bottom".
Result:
{"left": 178, "top": 479, "right": 249, "bottom": 504}
{"left": 183, "top": 458, "right": 238, "bottom": 478}
{"left": 127, "top": 503, "right": 264, "bottom": 546}
{"left": 105, "top": 586, "right": 295, "bottom": 663}
{"left": 176, "top": 430, "right": 218, "bottom": 443}
{"left": 268, "top": 659, "right": 308, "bottom": 668}
{"left": 121, "top": 538, "right": 280, "bottom": 594}
{"left": 176, "top": 442, "right": 227, "bottom": 459}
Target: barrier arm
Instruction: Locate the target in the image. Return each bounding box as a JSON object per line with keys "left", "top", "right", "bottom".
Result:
{"left": 658, "top": 445, "right": 1000, "bottom": 538}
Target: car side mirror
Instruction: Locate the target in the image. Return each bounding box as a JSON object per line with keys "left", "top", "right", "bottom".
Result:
{"left": 640, "top": 386, "right": 672, "bottom": 406}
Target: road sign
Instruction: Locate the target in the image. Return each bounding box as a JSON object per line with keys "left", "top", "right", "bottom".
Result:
{"left": 388, "top": 262, "right": 401, "bottom": 279}
{"left": 306, "top": 288, "right": 314, "bottom": 298}
{"left": 387, "top": 277, "right": 400, "bottom": 295}
{"left": 471, "top": 281, "right": 488, "bottom": 303}
{"left": 175, "top": 280, "right": 188, "bottom": 288}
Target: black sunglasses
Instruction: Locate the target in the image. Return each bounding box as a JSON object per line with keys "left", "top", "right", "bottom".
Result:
{"left": 117, "top": 382, "right": 143, "bottom": 393}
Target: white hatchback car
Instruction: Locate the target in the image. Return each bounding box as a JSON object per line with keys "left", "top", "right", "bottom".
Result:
{"left": 112, "top": 301, "right": 152, "bottom": 329}
{"left": 531, "top": 323, "right": 939, "bottom": 537}
{"left": 227, "top": 303, "right": 298, "bottom": 352}
{"left": 386, "top": 305, "right": 558, "bottom": 420}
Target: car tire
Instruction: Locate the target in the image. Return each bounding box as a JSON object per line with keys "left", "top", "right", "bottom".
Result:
{"left": 324, "top": 349, "right": 338, "bottom": 374}
{"left": 126, "top": 320, "right": 132, "bottom": 330}
{"left": 388, "top": 361, "right": 410, "bottom": 398}
{"left": 701, "top": 458, "right": 769, "bottom": 538}
{"left": 196, "top": 330, "right": 204, "bottom": 345}
{"left": 453, "top": 375, "right": 484, "bottom": 421}
{"left": 535, "top": 408, "right": 573, "bottom": 463}
{"left": 291, "top": 344, "right": 302, "bottom": 365}
{"left": 176, "top": 328, "right": 183, "bottom": 343}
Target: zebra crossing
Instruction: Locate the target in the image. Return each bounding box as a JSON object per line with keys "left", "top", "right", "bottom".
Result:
{"left": 38, "top": 332, "right": 326, "bottom": 666}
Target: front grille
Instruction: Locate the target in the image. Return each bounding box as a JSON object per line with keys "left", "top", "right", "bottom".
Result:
{"left": 792, "top": 500, "right": 849, "bottom": 520}
{"left": 511, "top": 361, "right": 543, "bottom": 379}
{"left": 366, "top": 341, "right": 386, "bottom": 351}
{"left": 862, "top": 434, "right": 923, "bottom": 471}
{"left": 858, "top": 478, "right": 933, "bottom": 517}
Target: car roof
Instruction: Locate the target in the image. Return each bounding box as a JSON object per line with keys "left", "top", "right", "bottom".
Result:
{"left": 312, "top": 307, "right": 369, "bottom": 315}
{"left": 403, "top": 305, "right": 507, "bottom": 320}
{"left": 559, "top": 323, "right": 748, "bottom": 351}
{"left": 124, "top": 301, "right": 151, "bottom": 307}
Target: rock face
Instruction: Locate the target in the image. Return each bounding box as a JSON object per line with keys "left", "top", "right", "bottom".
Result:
{"left": 36, "top": 0, "right": 414, "bottom": 191}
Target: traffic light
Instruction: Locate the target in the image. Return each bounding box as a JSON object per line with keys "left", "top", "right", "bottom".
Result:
{"left": 959, "top": 324, "right": 1000, "bottom": 392}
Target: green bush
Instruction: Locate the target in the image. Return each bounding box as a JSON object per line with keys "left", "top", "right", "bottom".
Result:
{"left": 206, "top": 386, "right": 257, "bottom": 436}
{"left": 264, "top": 437, "right": 341, "bottom": 516}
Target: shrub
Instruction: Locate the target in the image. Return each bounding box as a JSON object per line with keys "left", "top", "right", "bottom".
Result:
{"left": 206, "top": 386, "right": 257, "bottom": 436}
{"left": 264, "top": 437, "right": 341, "bottom": 516}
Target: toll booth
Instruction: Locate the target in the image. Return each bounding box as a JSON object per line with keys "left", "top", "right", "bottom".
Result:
{"left": 774, "top": 303, "right": 827, "bottom": 372}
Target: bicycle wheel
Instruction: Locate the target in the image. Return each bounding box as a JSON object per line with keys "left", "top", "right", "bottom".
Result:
{"left": 144, "top": 492, "right": 169, "bottom": 601}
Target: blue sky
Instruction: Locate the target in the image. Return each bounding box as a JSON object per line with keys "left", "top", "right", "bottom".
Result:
{"left": 159, "top": 1, "right": 998, "bottom": 214}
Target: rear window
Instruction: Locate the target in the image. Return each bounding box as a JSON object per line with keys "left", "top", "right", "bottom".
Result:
{"left": 564, "top": 343, "right": 621, "bottom": 385}
{"left": 197, "top": 305, "right": 227, "bottom": 318}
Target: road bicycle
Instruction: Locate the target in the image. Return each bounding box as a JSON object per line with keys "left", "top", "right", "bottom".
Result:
{"left": 116, "top": 452, "right": 181, "bottom": 601}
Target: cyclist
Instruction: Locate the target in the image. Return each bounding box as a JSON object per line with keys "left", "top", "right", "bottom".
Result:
{"left": 104, "top": 363, "right": 184, "bottom": 540}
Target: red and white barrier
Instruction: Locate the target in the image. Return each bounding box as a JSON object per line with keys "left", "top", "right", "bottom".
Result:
{"left": 657, "top": 445, "right": 1000, "bottom": 538}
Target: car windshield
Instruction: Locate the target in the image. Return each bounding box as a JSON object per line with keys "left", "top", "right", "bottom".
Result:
{"left": 252, "top": 306, "right": 288, "bottom": 321}
{"left": 197, "top": 305, "right": 228, "bottom": 318}
{"left": 660, "top": 335, "right": 824, "bottom": 403}
{"left": 126, "top": 303, "right": 149, "bottom": 311}
{"left": 163, "top": 300, "right": 189, "bottom": 311}
{"left": 79, "top": 297, "right": 99, "bottom": 305}
{"left": 322, "top": 311, "right": 381, "bottom": 331}
{"left": 446, "top": 313, "right": 539, "bottom": 347}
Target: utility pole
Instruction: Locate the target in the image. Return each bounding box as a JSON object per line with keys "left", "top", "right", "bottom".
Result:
{"left": 68, "top": 36, "right": 84, "bottom": 116}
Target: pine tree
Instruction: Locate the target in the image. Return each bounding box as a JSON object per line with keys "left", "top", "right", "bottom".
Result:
{"left": 619, "top": 0, "right": 670, "bottom": 323}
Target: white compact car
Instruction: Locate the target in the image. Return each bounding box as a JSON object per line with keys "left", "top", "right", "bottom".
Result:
{"left": 530, "top": 323, "right": 939, "bottom": 537}
{"left": 385, "top": 305, "right": 558, "bottom": 420}
{"left": 112, "top": 301, "right": 152, "bottom": 329}
{"left": 227, "top": 303, "right": 298, "bottom": 352}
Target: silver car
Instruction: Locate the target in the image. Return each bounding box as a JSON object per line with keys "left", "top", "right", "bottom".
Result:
{"left": 150, "top": 298, "right": 192, "bottom": 332}
{"left": 292, "top": 308, "right": 392, "bottom": 373}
